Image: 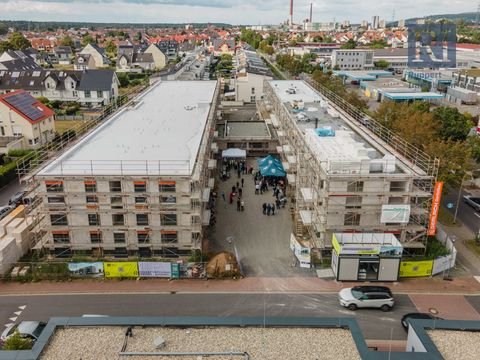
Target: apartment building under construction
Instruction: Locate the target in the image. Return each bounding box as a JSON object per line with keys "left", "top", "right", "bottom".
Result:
{"left": 30, "top": 80, "right": 219, "bottom": 258}
{"left": 264, "top": 80, "right": 439, "bottom": 257}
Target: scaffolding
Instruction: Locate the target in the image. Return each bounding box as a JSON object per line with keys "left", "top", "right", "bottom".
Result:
{"left": 263, "top": 79, "right": 439, "bottom": 256}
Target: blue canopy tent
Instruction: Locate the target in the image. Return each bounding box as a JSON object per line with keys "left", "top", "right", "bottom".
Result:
{"left": 260, "top": 162, "right": 286, "bottom": 177}
{"left": 257, "top": 155, "right": 282, "bottom": 167}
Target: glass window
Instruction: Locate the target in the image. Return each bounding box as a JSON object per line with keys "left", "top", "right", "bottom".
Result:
{"left": 161, "top": 213, "right": 177, "bottom": 226}
{"left": 344, "top": 213, "right": 361, "bottom": 226}
{"left": 90, "top": 231, "right": 102, "bottom": 244}
{"left": 109, "top": 181, "right": 122, "bottom": 192}
{"left": 86, "top": 195, "right": 98, "bottom": 203}
{"left": 114, "top": 232, "right": 126, "bottom": 244}
{"left": 112, "top": 214, "right": 124, "bottom": 225}
{"left": 347, "top": 181, "right": 364, "bottom": 192}
{"left": 137, "top": 232, "right": 150, "bottom": 243}
{"left": 160, "top": 195, "right": 176, "bottom": 204}
{"left": 48, "top": 196, "right": 65, "bottom": 204}
{"left": 50, "top": 214, "right": 68, "bottom": 226}
{"left": 97, "top": 91, "right": 102, "bottom": 98}
{"left": 136, "top": 214, "right": 149, "bottom": 226}
{"left": 46, "top": 181, "right": 63, "bottom": 192}
{"left": 135, "top": 196, "right": 147, "bottom": 204}
{"left": 84, "top": 181, "right": 97, "bottom": 193}
{"left": 134, "top": 181, "right": 147, "bottom": 192}
{"left": 159, "top": 181, "right": 176, "bottom": 192}
{"left": 52, "top": 232, "right": 69, "bottom": 244}
{"left": 110, "top": 196, "right": 123, "bottom": 209}
{"left": 161, "top": 231, "right": 177, "bottom": 243}
{"left": 88, "top": 213, "right": 100, "bottom": 226}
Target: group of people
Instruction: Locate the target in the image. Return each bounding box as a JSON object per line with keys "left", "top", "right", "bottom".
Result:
{"left": 221, "top": 179, "right": 245, "bottom": 212}
{"left": 262, "top": 202, "right": 276, "bottom": 216}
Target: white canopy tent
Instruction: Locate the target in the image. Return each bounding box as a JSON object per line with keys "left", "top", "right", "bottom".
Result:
{"left": 222, "top": 148, "right": 246, "bottom": 159}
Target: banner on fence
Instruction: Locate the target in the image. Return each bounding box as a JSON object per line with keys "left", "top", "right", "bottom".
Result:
{"left": 179, "top": 263, "right": 206, "bottom": 278}
{"left": 432, "top": 255, "right": 454, "bottom": 275}
{"left": 399, "top": 260, "right": 433, "bottom": 278}
{"left": 104, "top": 262, "right": 138, "bottom": 278}
{"left": 68, "top": 262, "right": 104, "bottom": 277}
{"left": 171, "top": 263, "right": 180, "bottom": 279}
{"left": 138, "top": 262, "right": 171, "bottom": 278}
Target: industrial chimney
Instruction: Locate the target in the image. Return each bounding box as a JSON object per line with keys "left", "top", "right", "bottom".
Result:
{"left": 290, "top": 0, "right": 294, "bottom": 26}
{"left": 309, "top": 3, "right": 313, "bottom": 23}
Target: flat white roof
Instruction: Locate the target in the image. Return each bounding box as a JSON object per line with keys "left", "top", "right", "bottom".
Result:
{"left": 38, "top": 81, "right": 217, "bottom": 177}
{"left": 269, "top": 80, "right": 322, "bottom": 103}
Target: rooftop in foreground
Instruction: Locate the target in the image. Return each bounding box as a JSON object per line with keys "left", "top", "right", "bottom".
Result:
{"left": 37, "top": 80, "right": 217, "bottom": 177}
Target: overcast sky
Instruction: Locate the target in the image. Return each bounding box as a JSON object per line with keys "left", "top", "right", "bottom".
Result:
{"left": 0, "top": 0, "right": 474, "bottom": 25}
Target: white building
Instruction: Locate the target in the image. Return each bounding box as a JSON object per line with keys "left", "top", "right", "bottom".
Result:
{"left": 33, "top": 81, "right": 219, "bottom": 258}
{"left": 372, "top": 16, "right": 380, "bottom": 29}
{"left": 332, "top": 49, "right": 374, "bottom": 70}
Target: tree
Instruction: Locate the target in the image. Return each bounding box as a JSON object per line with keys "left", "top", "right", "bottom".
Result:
{"left": 432, "top": 107, "right": 472, "bottom": 141}
{"left": 0, "top": 41, "right": 11, "bottom": 52}
{"left": 375, "top": 60, "right": 390, "bottom": 69}
{"left": 60, "top": 35, "right": 74, "bottom": 48}
{"left": 340, "top": 39, "right": 356, "bottom": 49}
{"left": 467, "top": 136, "right": 480, "bottom": 163}
{"left": 104, "top": 40, "right": 117, "bottom": 55}
{"left": 0, "top": 22, "right": 8, "bottom": 36}
{"left": 8, "top": 32, "right": 31, "bottom": 50}
{"left": 2, "top": 331, "right": 33, "bottom": 350}
{"left": 82, "top": 34, "right": 95, "bottom": 47}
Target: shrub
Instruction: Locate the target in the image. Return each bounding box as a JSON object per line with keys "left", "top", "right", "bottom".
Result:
{"left": 7, "top": 149, "right": 33, "bottom": 158}
{"left": 0, "top": 161, "right": 18, "bottom": 188}
{"left": 2, "top": 330, "right": 33, "bottom": 350}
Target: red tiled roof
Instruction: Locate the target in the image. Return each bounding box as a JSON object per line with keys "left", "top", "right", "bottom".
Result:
{"left": 0, "top": 90, "right": 55, "bottom": 124}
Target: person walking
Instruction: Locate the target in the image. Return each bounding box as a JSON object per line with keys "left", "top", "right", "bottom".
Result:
{"left": 275, "top": 198, "right": 281, "bottom": 209}
{"left": 221, "top": 191, "right": 226, "bottom": 202}
{"left": 266, "top": 203, "right": 271, "bottom": 216}
{"left": 272, "top": 203, "right": 276, "bottom": 215}
{"left": 241, "top": 178, "right": 244, "bottom": 188}
{"left": 255, "top": 183, "right": 260, "bottom": 195}
{"left": 236, "top": 181, "right": 240, "bottom": 189}
{"left": 237, "top": 198, "right": 241, "bottom": 211}
{"left": 238, "top": 188, "right": 243, "bottom": 197}
{"left": 229, "top": 192, "right": 234, "bottom": 204}
{"left": 240, "top": 199, "right": 245, "bottom": 211}
{"left": 262, "top": 203, "right": 267, "bottom": 215}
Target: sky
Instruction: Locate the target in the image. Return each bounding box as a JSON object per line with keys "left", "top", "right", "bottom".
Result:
{"left": 0, "top": 0, "right": 475, "bottom": 25}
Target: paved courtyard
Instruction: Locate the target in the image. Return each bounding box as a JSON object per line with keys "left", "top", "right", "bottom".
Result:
{"left": 209, "top": 159, "right": 314, "bottom": 277}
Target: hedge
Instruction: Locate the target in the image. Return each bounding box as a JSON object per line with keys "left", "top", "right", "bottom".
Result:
{"left": 0, "top": 161, "right": 18, "bottom": 188}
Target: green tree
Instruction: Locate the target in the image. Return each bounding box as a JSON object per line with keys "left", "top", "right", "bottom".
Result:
{"left": 0, "top": 40, "right": 11, "bottom": 52}
{"left": 369, "top": 39, "right": 388, "bottom": 49}
{"left": 375, "top": 60, "right": 390, "bottom": 69}
{"left": 0, "top": 22, "right": 8, "bottom": 36}
{"left": 467, "top": 136, "right": 480, "bottom": 163}
{"left": 2, "top": 331, "right": 33, "bottom": 350}
{"left": 8, "top": 32, "right": 31, "bottom": 50}
{"left": 60, "top": 35, "right": 74, "bottom": 48}
{"left": 432, "top": 107, "right": 472, "bottom": 141}
{"left": 340, "top": 39, "right": 356, "bottom": 49}
{"left": 104, "top": 40, "right": 117, "bottom": 55}
{"left": 82, "top": 34, "right": 95, "bottom": 46}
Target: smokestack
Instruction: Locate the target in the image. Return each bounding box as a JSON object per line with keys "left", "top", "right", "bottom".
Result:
{"left": 290, "top": 0, "right": 294, "bottom": 26}
{"left": 309, "top": 3, "right": 312, "bottom": 23}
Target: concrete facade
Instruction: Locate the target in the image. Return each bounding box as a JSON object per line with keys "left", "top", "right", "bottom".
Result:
{"left": 332, "top": 50, "right": 374, "bottom": 70}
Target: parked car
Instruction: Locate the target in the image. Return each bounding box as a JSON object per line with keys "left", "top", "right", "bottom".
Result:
{"left": 1, "top": 321, "right": 47, "bottom": 342}
{"left": 401, "top": 313, "right": 443, "bottom": 331}
{"left": 295, "top": 113, "right": 310, "bottom": 122}
{"left": 8, "top": 191, "right": 28, "bottom": 207}
{"left": 463, "top": 195, "right": 480, "bottom": 211}
{"left": 0, "top": 205, "right": 14, "bottom": 221}
{"left": 338, "top": 286, "right": 394, "bottom": 312}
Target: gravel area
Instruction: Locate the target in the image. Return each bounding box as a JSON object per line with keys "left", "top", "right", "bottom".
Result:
{"left": 427, "top": 330, "right": 480, "bottom": 360}
{"left": 40, "top": 326, "right": 361, "bottom": 360}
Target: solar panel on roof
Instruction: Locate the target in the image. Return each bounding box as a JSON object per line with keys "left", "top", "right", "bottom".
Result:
{"left": 3, "top": 92, "right": 45, "bottom": 121}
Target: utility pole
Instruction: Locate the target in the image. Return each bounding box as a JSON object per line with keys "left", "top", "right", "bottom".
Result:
{"left": 476, "top": 2, "right": 480, "bottom": 27}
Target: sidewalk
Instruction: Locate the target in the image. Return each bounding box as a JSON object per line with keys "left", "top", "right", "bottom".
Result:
{"left": 442, "top": 223, "right": 480, "bottom": 275}
{"left": 1, "top": 275, "right": 480, "bottom": 296}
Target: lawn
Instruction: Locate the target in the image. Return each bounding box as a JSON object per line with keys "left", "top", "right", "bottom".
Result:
{"left": 54, "top": 120, "right": 91, "bottom": 134}
{"left": 465, "top": 240, "right": 480, "bottom": 257}
{"left": 438, "top": 206, "right": 460, "bottom": 227}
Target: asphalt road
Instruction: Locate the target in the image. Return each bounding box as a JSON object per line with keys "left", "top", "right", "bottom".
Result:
{"left": 0, "top": 179, "right": 22, "bottom": 207}
{"left": 443, "top": 189, "right": 480, "bottom": 236}
{"left": 0, "top": 293, "right": 416, "bottom": 341}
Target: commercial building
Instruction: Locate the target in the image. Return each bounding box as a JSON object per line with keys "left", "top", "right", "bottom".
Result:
{"left": 372, "top": 16, "right": 380, "bottom": 30}
{"left": 453, "top": 68, "right": 480, "bottom": 94}
{"left": 264, "top": 80, "right": 437, "bottom": 256}
{"left": 32, "top": 80, "right": 219, "bottom": 258}
{"left": 332, "top": 49, "right": 374, "bottom": 70}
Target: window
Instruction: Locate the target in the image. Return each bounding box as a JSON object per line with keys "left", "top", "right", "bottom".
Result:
{"left": 161, "top": 213, "right": 177, "bottom": 226}
{"left": 347, "top": 181, "right": 364, "bottom": 192}
{"left": 161, "top": 231, "right": 178, "bottom": 243}
{"left": 90, "top": 231, "right": 102, "bottom": 244}
{"left": 50, "top": 214, "right": 68, "bottom": 226}
{"left": 48, "top": 196, "right": 65, "bottom": 204}
{"left": 134, "top": 181, "right": 147, "bottom": 192}
{"left": 158, "top": 181, "right": 176, "bottom": 192}
{"left": 137, "top": 231, "right": 150, "bottom": 244}
{"left": 344, "top": 213, "right": 361, "bottom": 226}
{"left": 160, "top": 195, "right": 176, "bottom": 204}
{"left": 390, "top": 181, "right": 407, "bottom": 192}
{"left": 136, "top": 214, "right": 149, "bottom": 226}
{"left": 346, "top": 196, "right": 362, "bottom": 209}
{"left": 46, "top": 181, "right": 63, "bottom": 192}
{"left": 112, "top": 214, "right": 124, "bottom": 226}
{"left": 86, "top": 195, "right": 98, "bottom": 203}
{"left": 114, "top": 232, "right": 126, "bottom": 244}
{"left": 109, "top": 181, "right": 122, "bottom": 192}
{"left": 97, "top": 91, "right": 103, "bottom": 98}
{"left": 52, "top": 232, "right": 69, "bottom": 244}
{"left": 249, "top": 142, "right": 264, "bottom": 149}
{"left": 111, "top": 196, "right": 123, "bottom": 209}
{"left": 88, "top": 213, "right": 100, "bottom": 226}
{"left": 85, "top": 90, "right": 91, "bottom": 98}
{"left": 251, "top": 87, "right": 255, "bottom": 94}
{"left": 84, "top": 180, "right": 97, "bottom": 193}
{"left": 135, "top": 196, "right": 147, "bottom": 204}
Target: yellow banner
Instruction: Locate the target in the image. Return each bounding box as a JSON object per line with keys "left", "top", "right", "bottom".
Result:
{"left": 104, "top": 262, "right": 138, "bottom": 278}
{"left": 399, "top": 260, "right": 433, "bottom": 278}
{"left": 332, "top": 234, "right": 341, "bottom": 255}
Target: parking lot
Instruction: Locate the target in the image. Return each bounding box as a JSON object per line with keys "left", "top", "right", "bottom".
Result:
{"left": 209, "top": 159, "right": 315, "bottom": 277}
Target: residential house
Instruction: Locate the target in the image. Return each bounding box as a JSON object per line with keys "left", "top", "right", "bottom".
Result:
{"left": 0, "top": 50, "right": 41, "bottom": 71}
{"left": 157, "top": 40, "right": 179, "bottom": 61}
{"left": 116, "top": 44, "right": 155, "bottom": 73}
{"left": 53, "top": 46, "right": 73, "bottom": 65}
{"left": 77, "top": 43, "right": 111, "bottom": 69}
{"left": 30, "top": 38, "right": 56, "bottom": 53}
{"left": 211, "top": 39, "right": 236, "bottom": 57}
{"left": 143, "top": 44, "right": 167, "bottom": 70}
{"left": 235, "top": 48, "right": 273, "bottom": 103}
{"left": 0, "top": 90, "right": 55, "bottom": 148}
{"left": 0, "top": 69, "right": 119, "bottom": 108}
{"left": 74, "top": 54, "right": 96, "bottom": 70}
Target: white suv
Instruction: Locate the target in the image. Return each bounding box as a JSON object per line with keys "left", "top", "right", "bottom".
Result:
{"left": 338, "top": 286, "right": 394, "bottom": 312}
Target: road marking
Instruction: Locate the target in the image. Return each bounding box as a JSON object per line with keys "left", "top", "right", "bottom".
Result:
{"left": 18, "top": 305, "right": 26, "bottom": 310}
{"left": 14, "top": 311, "right": 21, "bottom": 316}
{"left": 9, "top": 317, "right": 17, "bottom": 322}
{"left": 475, "top": 213, "right": 480, "bottom": 219}
{"left": 4, "top": 323, "right": 13, "bottom": 328}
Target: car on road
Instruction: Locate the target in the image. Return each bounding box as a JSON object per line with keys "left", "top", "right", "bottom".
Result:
{"left": 463, "top": 195, "right": 480, "bottom": 211}
{"left": 295, "top": 113, "right": 310, "bottom": 122}
{"left": 0, "top": 205, "right": 14, "bottom": 221}
{"left": 1, "top": 321, "right": 47, "bottom": 342}
{"left": 401, "top": 313, "right": 443, "bottom": 331}
{"left": 8, "top": 190, "right": 28, "bottom": 207}
{"left": 338, "top": 286, "right": 394, "bottom": 312}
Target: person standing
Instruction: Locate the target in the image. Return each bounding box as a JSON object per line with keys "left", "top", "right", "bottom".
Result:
{"left": 271, "top": 203, "right": 275, "bottom": 215}
{"left": 241, "top": 178, "right": 244, "bottom": 188}
{"left": 236, "top": 181, "right": 240, "bottom": 189}
{"left": 266, "top": 203, "right": 271, "bottom": 216}
{"left": 229, "top": 192, "right": 234, "bottom": 204}
{"left": 240, "top": 199, "right": 245, "bottom": 211}
{"left": 237, "top": 198, "right": 241, "bottom": 211}
{"left": 262, "top": 203, "right": 267, "bottom": 215}
{"left": 238, "top": 188, "right": 243, "bottom": 197}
